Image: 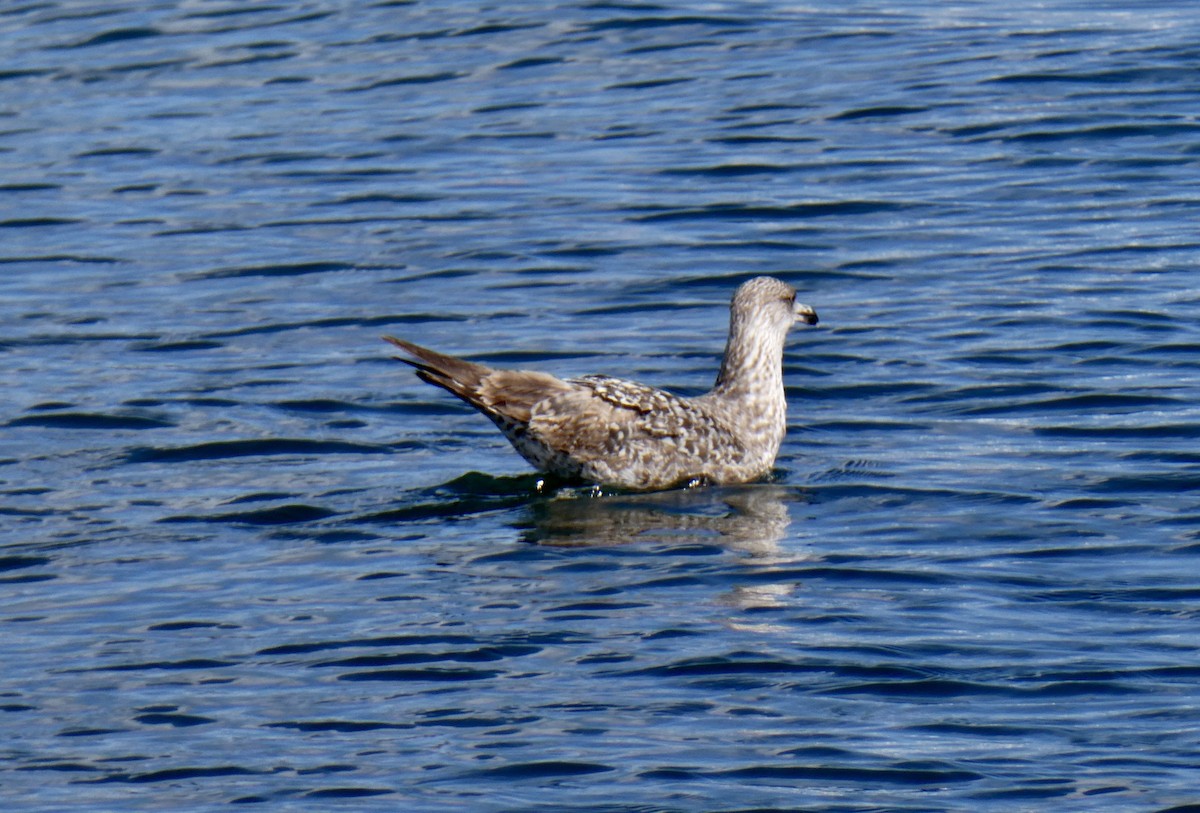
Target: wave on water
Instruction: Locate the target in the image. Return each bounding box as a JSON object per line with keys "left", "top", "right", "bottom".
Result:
{"left": 4, "top": 1, "right": 1200, "bottom": 809}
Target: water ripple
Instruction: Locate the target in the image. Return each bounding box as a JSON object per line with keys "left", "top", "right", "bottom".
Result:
{"left": 124, "top": 439, "right": 392, "bottom": 463}
{"left": 3, "top": 1, "right": 1200, "bottom": 810}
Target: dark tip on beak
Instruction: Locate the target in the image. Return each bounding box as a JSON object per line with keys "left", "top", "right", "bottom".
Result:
{"left": 795, "top": 304, "right": 819, "bottom": 326}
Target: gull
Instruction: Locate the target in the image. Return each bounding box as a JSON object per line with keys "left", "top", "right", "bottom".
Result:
{"left": 384, "top": 276, "right": 818, "bottom": 491}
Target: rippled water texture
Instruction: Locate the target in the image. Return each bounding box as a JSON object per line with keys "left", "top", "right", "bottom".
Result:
{"left": 4, "top": 1, "right": 1200, "bottom": 810}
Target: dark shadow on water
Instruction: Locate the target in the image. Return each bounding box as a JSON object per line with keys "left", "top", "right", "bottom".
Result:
{"left": 353, "top": 471, "right": 550, "bottom": 524}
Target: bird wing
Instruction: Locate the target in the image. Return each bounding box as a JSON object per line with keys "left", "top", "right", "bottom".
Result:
{"left": 570, "top": 374, "right": 686, "bottom": 419}
{"left": 528, "top": 375, "right": 744, "bottom": 468}
{"left": 384, "top": 335, "right": 571, "bottom": 424}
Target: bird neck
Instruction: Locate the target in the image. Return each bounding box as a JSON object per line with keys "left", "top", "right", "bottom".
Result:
{"left": 713, "top": 317, "right": 785, "bottom": 403}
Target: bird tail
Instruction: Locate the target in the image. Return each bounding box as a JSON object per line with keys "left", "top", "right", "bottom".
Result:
{"left": 383, "top": 336, "right": 492, "bottom": 402}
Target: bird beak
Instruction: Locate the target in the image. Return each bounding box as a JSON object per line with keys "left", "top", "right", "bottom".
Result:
{"left": 794, "top": 302, "right": 819, "bottom": 326}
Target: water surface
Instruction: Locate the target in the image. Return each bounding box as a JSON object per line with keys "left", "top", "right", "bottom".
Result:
{"left": 3, "top": 1, "right": 1200, "bottom": 810}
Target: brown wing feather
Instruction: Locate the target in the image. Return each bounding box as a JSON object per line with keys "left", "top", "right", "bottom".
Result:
{"left": 477, "top": 369, "right": 573, "bottom": 424}
{"left": 528, "top": 380, "right": 747, "bottom": 489}
{"left": 383, "top": 336, "right": 490, "bottom": 396}
{"left": 384, "top": 335, "right": 572, "bottom": 425}
{"left": 531, "top": 376, "right": 738, "bottom": 459}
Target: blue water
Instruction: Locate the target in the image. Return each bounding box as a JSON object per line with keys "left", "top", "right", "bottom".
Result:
{"left": 3, "top": 1, "right": 1200, "bottom": 810}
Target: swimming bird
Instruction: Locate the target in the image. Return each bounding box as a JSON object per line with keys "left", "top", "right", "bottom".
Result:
{"left": 385, "top": 276, "right": 818, "bottom": 491}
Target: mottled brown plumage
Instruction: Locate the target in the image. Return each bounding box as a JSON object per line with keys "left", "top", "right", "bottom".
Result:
{"left": 385, "top": 276, "right": 818, "bottom": 491}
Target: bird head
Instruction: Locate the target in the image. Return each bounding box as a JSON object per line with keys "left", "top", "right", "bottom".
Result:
{"left": 733, "top": 277, "right": 819, "bottom": 337}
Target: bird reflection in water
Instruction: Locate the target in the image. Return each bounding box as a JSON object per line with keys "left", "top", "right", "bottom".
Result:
{"left": 524, "top": 484, "right": 806, "bottom": 613}
{"left": 524, "top": 483, "right": 794, "bottom": 557}
{"left": 523, "top": 483, "right": 791, "bottom": 554}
